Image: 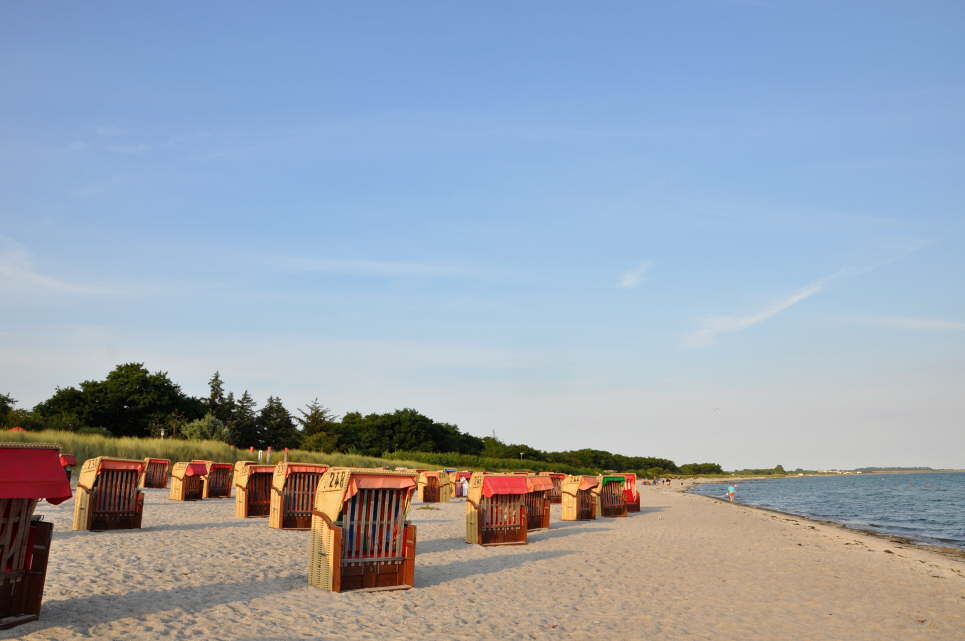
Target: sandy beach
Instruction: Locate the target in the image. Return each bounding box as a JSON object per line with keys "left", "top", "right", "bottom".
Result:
{"left": 7, "top": 484, "right": 963, "bottom": 641}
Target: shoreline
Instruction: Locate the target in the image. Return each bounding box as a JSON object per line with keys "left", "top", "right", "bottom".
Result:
{"left": 676, "top": 477, "right": 965, "bottom": 562}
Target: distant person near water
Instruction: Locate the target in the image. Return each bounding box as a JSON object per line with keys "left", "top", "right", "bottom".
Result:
{"left": 727, "top": 484, "right": 736, "bottom": 502}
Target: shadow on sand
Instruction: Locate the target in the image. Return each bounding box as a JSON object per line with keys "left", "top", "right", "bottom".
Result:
{"left": 23, "top": 575, "right": 305, "bottom": 634}
{"left": 417, "top": 548, "right": 575, "bottom": 587}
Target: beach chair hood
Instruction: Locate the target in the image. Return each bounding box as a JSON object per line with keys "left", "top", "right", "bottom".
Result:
{"left": 314, "top": 468, "right": 417, "bottom": 521}
{"left": 0, "top": 445, "right": 72, "bottom": 504}
{"left": 526, "top": 476, "right": 554, "bottom": 493}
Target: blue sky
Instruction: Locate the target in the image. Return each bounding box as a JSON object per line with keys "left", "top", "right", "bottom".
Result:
{"left": 2, "top": 2, "right": 963, "bottom": 469}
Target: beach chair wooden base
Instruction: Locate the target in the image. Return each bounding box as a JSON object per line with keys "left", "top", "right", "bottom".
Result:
{"left": 0, "top": 614, "right": 37, "bottom": 630}
{"left": 90, "top": 497, "right": 144, "bottom": 531}
{"left": 0, "top": 519, "right": 52, "bottom": 630}
{"left": 626, "top": 496, "right": 641, "bottom": 513}
{"left": 476, "top": 504, "right": 528, "bottom": 546}
{"left": 309, "top": 502, "right": 417, "bottom": 593}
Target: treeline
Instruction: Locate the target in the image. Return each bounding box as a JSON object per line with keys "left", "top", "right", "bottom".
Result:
{"left": 0, "top": 363, "right": 720, "bottom": 474}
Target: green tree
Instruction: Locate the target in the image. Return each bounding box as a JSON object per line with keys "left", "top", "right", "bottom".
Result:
{"left": 207, "top": 371, "right": 232, "bottom": 422}
{"left": 296, "top": 399, "right": 339, "bottom": 451}
{"left": 228, "top": 390, "right": 261, "bottom": 448}
{"left": 0, "top": 393, "right": 16, "bottom": 426}
{"left": 33, "top": 363, "right": 204, "bottom": 437}
{"left": 181, "top": 413, "right": 229, "bottom": 441}
{"left": 257, "top": 396, "right": 301, "bottom": 449}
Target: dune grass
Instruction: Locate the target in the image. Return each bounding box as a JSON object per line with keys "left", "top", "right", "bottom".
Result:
{"left": 1, "top": 430, "right": 435, "bottom": 476}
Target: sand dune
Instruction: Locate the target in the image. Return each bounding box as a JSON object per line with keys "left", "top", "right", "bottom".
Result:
{"left": 8, "top": 484, "right": 963, "bottom": 641}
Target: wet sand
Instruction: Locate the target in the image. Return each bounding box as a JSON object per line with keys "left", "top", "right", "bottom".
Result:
{"left": 9, "top": 484, "right": 964, "bottom": 641}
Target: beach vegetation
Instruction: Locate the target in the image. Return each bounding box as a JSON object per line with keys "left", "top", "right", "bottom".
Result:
{"left": 3, "top": 363, "right": 726, "bottom": 476}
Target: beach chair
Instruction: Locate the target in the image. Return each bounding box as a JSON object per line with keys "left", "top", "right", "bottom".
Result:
{"left": 192, "top": 460, "right": 233, "bottom": 498}
{"left": 169, "top": 462, "right": 207, "bottom": 501}
{"left": 595, "top": 474, "right": 628, "bottom": 518}
{"left": 0, "top": 444, "right": 71, "bottom": 630}
{"left": 139, "top": 458, "right": 171, "bottom": 489}
{"left": 622, "top": 472, "right": 640, "bottom": 512}
{"left": 72, "top": 457, "right": 146, "bottom": 531}
{"left": 308, "top": 468, "right": 417, "bottom": 592}
{"left": 540, "top": 472, "right": 565, "bottom": 504}
{"left": 561, "top": 475, "right": 598, "bottom": 521}
{"left": 234, "top": 462, "right": 274, "bottom": 518}
{"left": 269, "top": 462, "right": 328, "bottom": 529}
{"left": 58, "top": 454, "right": 76, "bottom": 484}
{"left": 417, "top": 471, "right": 453, "bottom": 503}
{"left": 524, "top": 475, "right": 552, "bottom": 531}
{"left": 465, "top": 473, "right": 529, "bottom": 546}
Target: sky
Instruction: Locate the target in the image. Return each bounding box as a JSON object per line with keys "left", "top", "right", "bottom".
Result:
{"left": 2, "top": 2, "right": 963, "bottom": 470}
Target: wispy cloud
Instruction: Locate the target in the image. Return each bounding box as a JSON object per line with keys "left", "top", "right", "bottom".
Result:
{"left": 277, "top": 257, "right": 474, "bottom": 279}
{"left": 684, "top": 278, "right": 828, "bottom": 348}
{"left": 871, "top": 316, "right": 965, "bottom": 331}
{"left": 683, "top": 241, "right": 928, "bottom": 348}
{"left": 618, "top": 260, "right": 653, "bottom": 289}
{"left": 0, "top": 237, "right": 108, "bottom": 295}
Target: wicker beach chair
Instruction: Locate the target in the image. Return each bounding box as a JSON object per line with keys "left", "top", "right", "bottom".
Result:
{"left": 465, "top": 473, "right": 529, "bottom": 546}
{"left": 622, "top": 472, "right": 640, "bottom": 512}
{"left": 539, "top": 472, "right": 565, "bottom": 504}
{"left": 561, "top": 475, "right": 598, "bottom": 521}
{"left": 269, "top": 462, "right": 328, "bottom": 529}
{"left": 234, "top": 462, "right": 274, "bottom": 518}
{"left": 308, "top": 468, "right": 417, "bottom": 592}
{"left": 0, "top": 444, "right": 71, "bottom": 630}
{"left": 58, "top": 454, "right": 76, "bottom": 484}
{"left": 595, "top": 474, "right": 628, "bottom": 518}
{"left": 192, "top": 461, "right": 233, "bottom": 499}
{"left": 417, "top": 471, "right": 453, "bottom": 503}
{"left": 523, "top": 475, "right": 552, "bottom": 531}
{"left": 139, "top": 458, "right": 171, "bottom": 489}
{"left": 169, "top": 462, "right": 207, "bottom": 501}
{"left": 72, "top": 457, "right": 146, "bottom": 531}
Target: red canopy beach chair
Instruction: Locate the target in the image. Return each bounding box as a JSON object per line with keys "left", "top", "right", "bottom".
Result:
{"left": 72, "top": 457, "right": 146, "bottom": 531}
{"left": 308, "top": 468, "right": 417, "bottom": 592}
{"left": 540, "top": 472, "right": 565, "bottom": 504}
{"left": 192, "top": 460, "right": 233, "bottom": 498}
{"left": 622, "top": 472, "right": 640, "bottom": 512}
{"left": 234, "top": 462, "right": 274, "bottom": 518}
{"left": 139, "top": 458, "right": 170, "bottom": 489}
{"left": 269, "top": 462, "right": 328, "bottom": 529}
{"left": 561, "top": 475, "right": 598, "bottom": 521}
{"left": 0, "top": 444, "right": 71, "bottom": 629}
{"left": 169, "top": 462, "right": 207, "bottom": 501}
{"left": 524, "top": 475, "right": 552, "bottom": 531}
{"left": 465, "top": 473, "right": 529, "bottom": 546}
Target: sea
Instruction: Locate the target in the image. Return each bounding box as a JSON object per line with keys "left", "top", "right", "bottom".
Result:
{"left": 688, "top": 472, "right": 965, "bottom": 550}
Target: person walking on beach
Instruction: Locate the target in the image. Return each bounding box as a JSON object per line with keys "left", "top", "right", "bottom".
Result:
{"left": 727, "top": 484, "right": 736, "bottom": 502}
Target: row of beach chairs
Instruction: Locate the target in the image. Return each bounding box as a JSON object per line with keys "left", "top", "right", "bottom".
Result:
{"left": 1, "top": 443, "right": 647, "bottom": 628}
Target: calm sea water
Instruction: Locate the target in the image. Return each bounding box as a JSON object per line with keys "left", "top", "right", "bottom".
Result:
{"left": 688, "top": 472, "right": 965, "bottom": 549}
